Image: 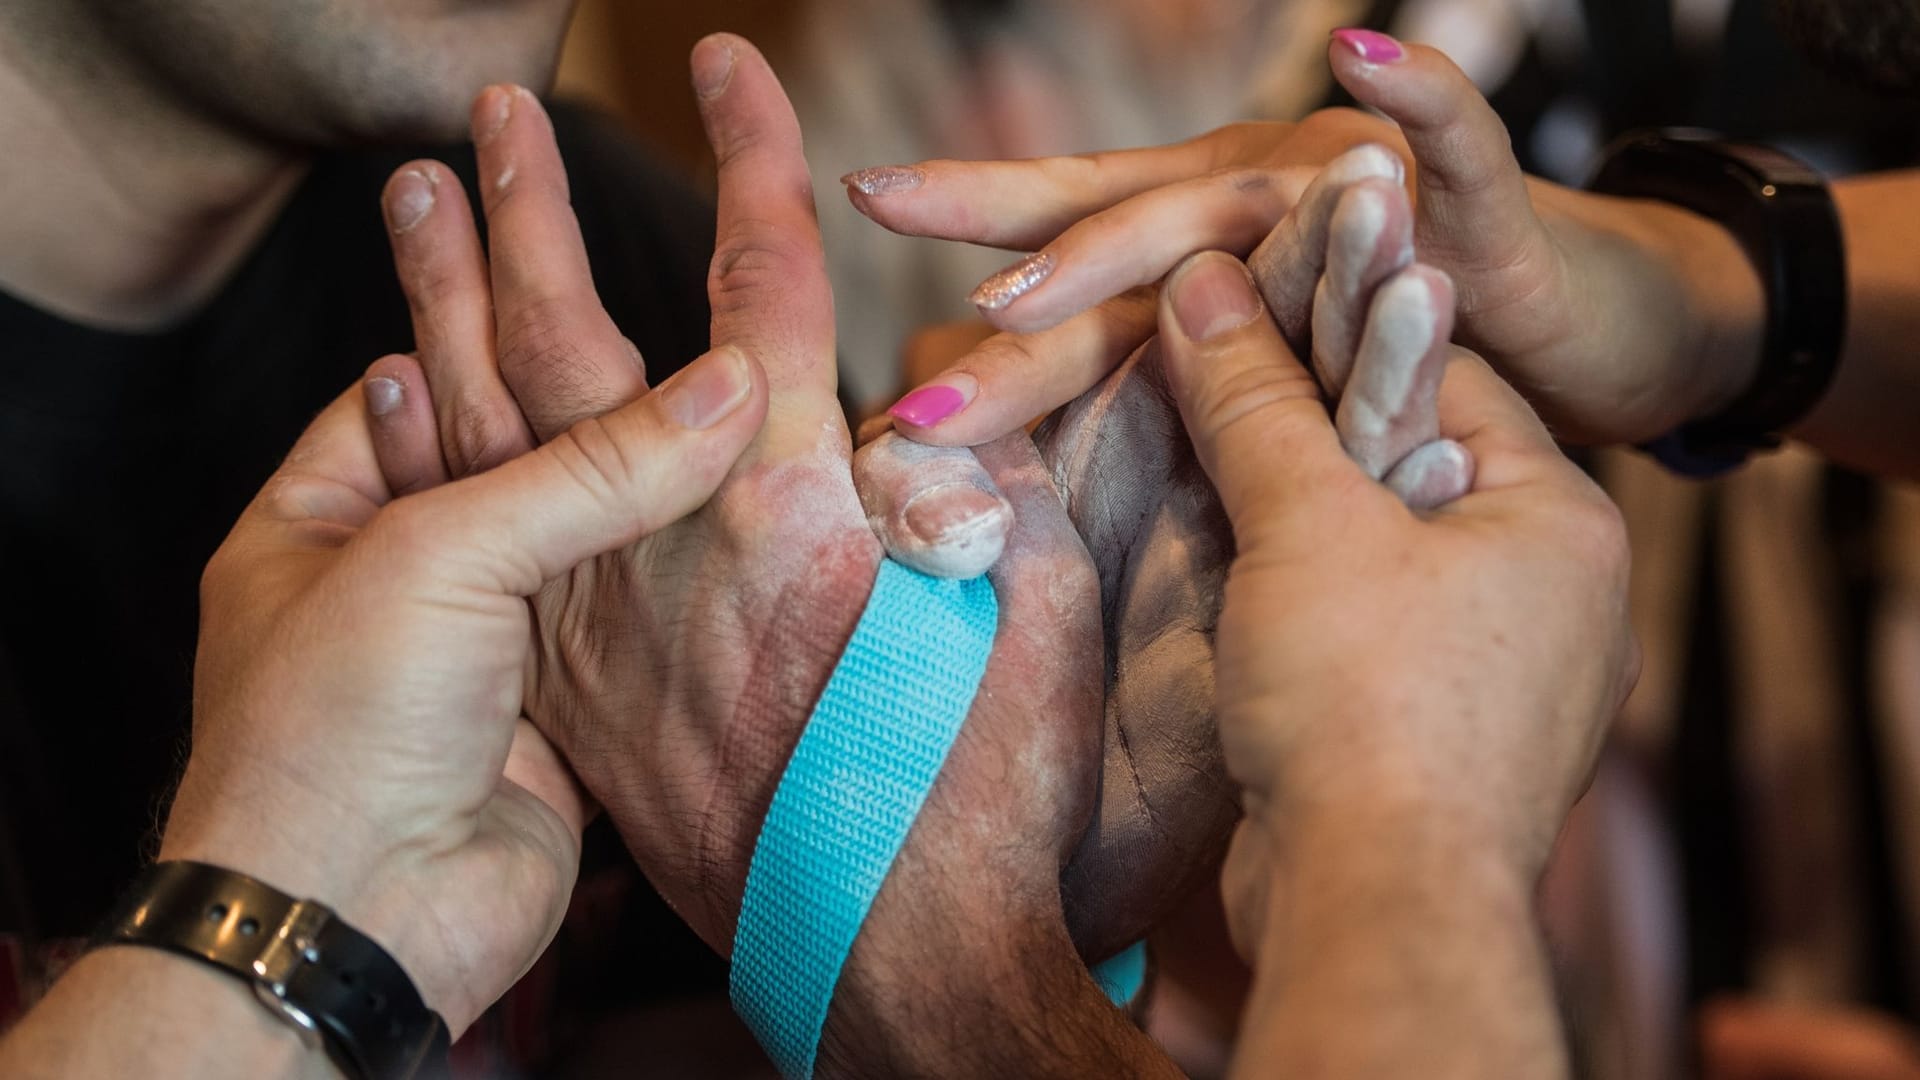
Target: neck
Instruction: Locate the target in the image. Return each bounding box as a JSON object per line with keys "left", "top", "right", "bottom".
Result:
{"left": 0, "top": 7, "right": 308, "bottom": 331}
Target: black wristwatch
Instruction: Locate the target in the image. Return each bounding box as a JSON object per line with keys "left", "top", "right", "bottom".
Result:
{"left": 95, "top": 861, "right": 451, "bottom": 1080}
{"left": 1587, "top": 130, "right": 1847, "bottom": 477}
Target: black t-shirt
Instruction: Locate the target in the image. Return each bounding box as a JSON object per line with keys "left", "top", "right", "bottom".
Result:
{"left": 0, "top": 104, "right": 719, "bottom": 996}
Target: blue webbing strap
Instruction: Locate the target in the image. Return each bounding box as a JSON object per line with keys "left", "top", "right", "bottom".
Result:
{"left": 730, "top": 560, "right": 997, "bottom": 1078}
{"left": 730, "top": 558, "right": 1145, "bottom": 1079}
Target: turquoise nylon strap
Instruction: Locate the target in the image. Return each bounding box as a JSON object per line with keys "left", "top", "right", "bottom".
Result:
{"left": 1092, "top": 940, "right": 1149, "bottom": 1007}
{"left": 731, "top": 560, "right": 998, "bottom": 1078}
{"left": 730, "top": 558, "right": 1148, "bottom": 1078}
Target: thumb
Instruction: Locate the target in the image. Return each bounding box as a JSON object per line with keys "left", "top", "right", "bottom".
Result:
{"left": 1159, "top": 251, "right": 1365, "bottom": 538}
{"left": 379, "top": 345, "right": 769, "bottom": 595}
{"left": 1326, "top": 31, "right": 1543, "bottom": 292}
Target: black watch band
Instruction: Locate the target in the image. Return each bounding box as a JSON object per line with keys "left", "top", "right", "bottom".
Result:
{"left": 1588, "top": 130, "right": 1847, "bottom": 477}
{"left": 95, "top": 860, "right": 451, "bottom": 1080}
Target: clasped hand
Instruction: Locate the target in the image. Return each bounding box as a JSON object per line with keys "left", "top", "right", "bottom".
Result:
{"left": 165, "top": 30, "right": 1638, "bottom": 1074}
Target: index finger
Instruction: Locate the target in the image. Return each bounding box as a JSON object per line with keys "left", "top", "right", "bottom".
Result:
{"left": 843, "top": 123, "right": 1285, "bottom": 250}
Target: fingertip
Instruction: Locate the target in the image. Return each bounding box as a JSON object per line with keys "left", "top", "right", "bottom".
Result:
{"left": 470, "top": 84, "right": 516, "bottom": 146}
{"left": 382, "top": 162, "right": 442, "bottom": 235}
{"left": 842, "top": 165, "right": 927, "bottom": 198}
{"left": 656, "top": 344, "right": 768, "bottom": 435}
{"left": 1164, "top": 250, "right": 1264, "bottom": 345}
{"left": 969, "top": 251, "right": 1057, "bottom": 317}
{"left": 691, "top": 33, "right": 739, "bottom": 100}
{"left": 888, "top": 376, "right": 977, "bottom": 431}
{"left": 361, "top": 354, "right": 449, "bottom": 496}
{"left": 1330, "top": 28, "right": 1407, "bottom": 66}
{"left": 1384, "top": 438, "right": 1475, "bottom": 510}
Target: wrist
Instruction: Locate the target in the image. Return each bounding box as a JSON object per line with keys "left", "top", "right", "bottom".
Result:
{"left": 1658, "top": 204, "right": 1767, "bottom": 424}
{"left": 4, "top": 945, "right": 341, "bottom": 1080}
{"left": 156, "top": 805, "right": 441, "bottom": 1023}
{"left": 1250, "top": 765, "right": 1547, "bottom": 894}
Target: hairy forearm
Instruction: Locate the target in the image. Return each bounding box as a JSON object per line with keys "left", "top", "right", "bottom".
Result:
{"left": 0, "top": 948, "right": 337, "bottom": 1080}
{"left": 817, "top": 834, "right": 1179, "bottom": 1078}
{"left": 1793, "top": 170, "right": 1920, "bottom": 481}
{"left": 1232, "top": 804, "right": 1566, "bottom": 1080}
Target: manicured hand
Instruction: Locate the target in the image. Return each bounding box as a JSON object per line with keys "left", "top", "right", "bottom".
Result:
{"left": 852, "top": 31, "right": 1760, "bottom": 450}
{"left": 1142, "top": 250, "right": 1636, "bottom": 950}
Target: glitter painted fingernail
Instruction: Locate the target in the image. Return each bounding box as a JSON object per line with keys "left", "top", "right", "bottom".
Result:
{"left": 969, "top": 252, "right": 1055, "bottom": 312}
{"left": 842, "top": 166, "right": 926, "bottom": 196}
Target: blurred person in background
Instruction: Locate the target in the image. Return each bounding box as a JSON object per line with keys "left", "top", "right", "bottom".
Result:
{"left": 0, "top": 1, "right": 742, "bottom": 1073}
{"left": 789, "top": 0, "right": 1303, "bottom": 408}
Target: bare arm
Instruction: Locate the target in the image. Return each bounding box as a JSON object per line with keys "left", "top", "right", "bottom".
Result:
{"left": 1229, "top": 801, "right": 1565, "bottom": 1080}
{"left": 1791, "top": 170, "right": 1920, "bottom": 479}
{"left": 0, "top": 949, "right": 334, "bottom": 1080}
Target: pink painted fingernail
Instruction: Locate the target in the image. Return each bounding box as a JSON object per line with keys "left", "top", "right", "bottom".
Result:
{"left": 969, "top": 251, "right": 1055, "bottom": 312}
{"left": 1332, "top": 28, "right": 1405, "bottom": 64}
{"left": 471, "top": 85, "right": 514, "bottom": 146}
{"left": 842, "top": 166, "right": 926, "bottom": 196}
{"left": 888, "top": 382, "right": 971, "bottom": 428}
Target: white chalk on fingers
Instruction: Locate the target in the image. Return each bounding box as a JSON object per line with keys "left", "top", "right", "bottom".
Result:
{"left": 1384, "top": 438, "right": 1475, "bottom": 510}
{"left": 853, "top": 434, "right": 1014, "bottom": 578}
{"left": 1336, "top": 272, "right": 1444, "bottom": 476}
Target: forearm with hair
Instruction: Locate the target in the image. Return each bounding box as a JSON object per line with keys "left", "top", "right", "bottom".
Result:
{"left": 816, "top": 838, "right": 1179, "bottom": 1078}
{"left": 1232, "top": 805, "right": 1567, "bottom": 1080}
{"left": 0, "top": 947, "right": 338, "bottom": 1080}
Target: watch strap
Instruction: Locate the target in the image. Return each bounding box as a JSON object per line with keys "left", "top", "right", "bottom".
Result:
{"left": 1589, "top": 131, "right": 1847, "bottom": 476}
{"left": 96, "top": 860, "right": 450, "bottom": 1080}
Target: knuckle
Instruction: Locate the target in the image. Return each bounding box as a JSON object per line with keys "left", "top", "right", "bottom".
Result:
{"left": 401, "top": 257, "right": 471, "bottom": 311}
{"left": 967, "top": 330, "right": 1044, "bottom": 374}
{"left": 1045, "top": 153, "right": 1106, "bottom": 192}
{"left": 707, "top": 218, "right": 824, "bottom": 317}
{"left": 1208, "top": 121, "right": 1286, "bottom": 168}
{"left": 1560, "top": 485, "right": 1632, "bottom": 578}
{"left": 1192, "top": 360, "right": 1322, "bottom": 441}
{"left": 444, "top": 397, "right": 522, "bottom": 474}
{"left": 495, "top": 298, "right": 627, "bottom": 421}
{"left": 546, "top": 415, "right": 636, "bottom": 507}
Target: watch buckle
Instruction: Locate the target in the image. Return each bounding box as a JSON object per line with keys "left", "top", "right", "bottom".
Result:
{"left": 248, "top": 898, "right": 335, "bottom": 1049}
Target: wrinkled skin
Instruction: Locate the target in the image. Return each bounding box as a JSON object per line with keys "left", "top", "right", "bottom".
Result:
{"left": 1038, "top": 343, "right": 1236, "bottom": 953}
{"left": 988, "top": 152, "right": 1471, "bottom": 954}
{"left": 367, "top": 40, "right": 1148, "bottom": 996}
